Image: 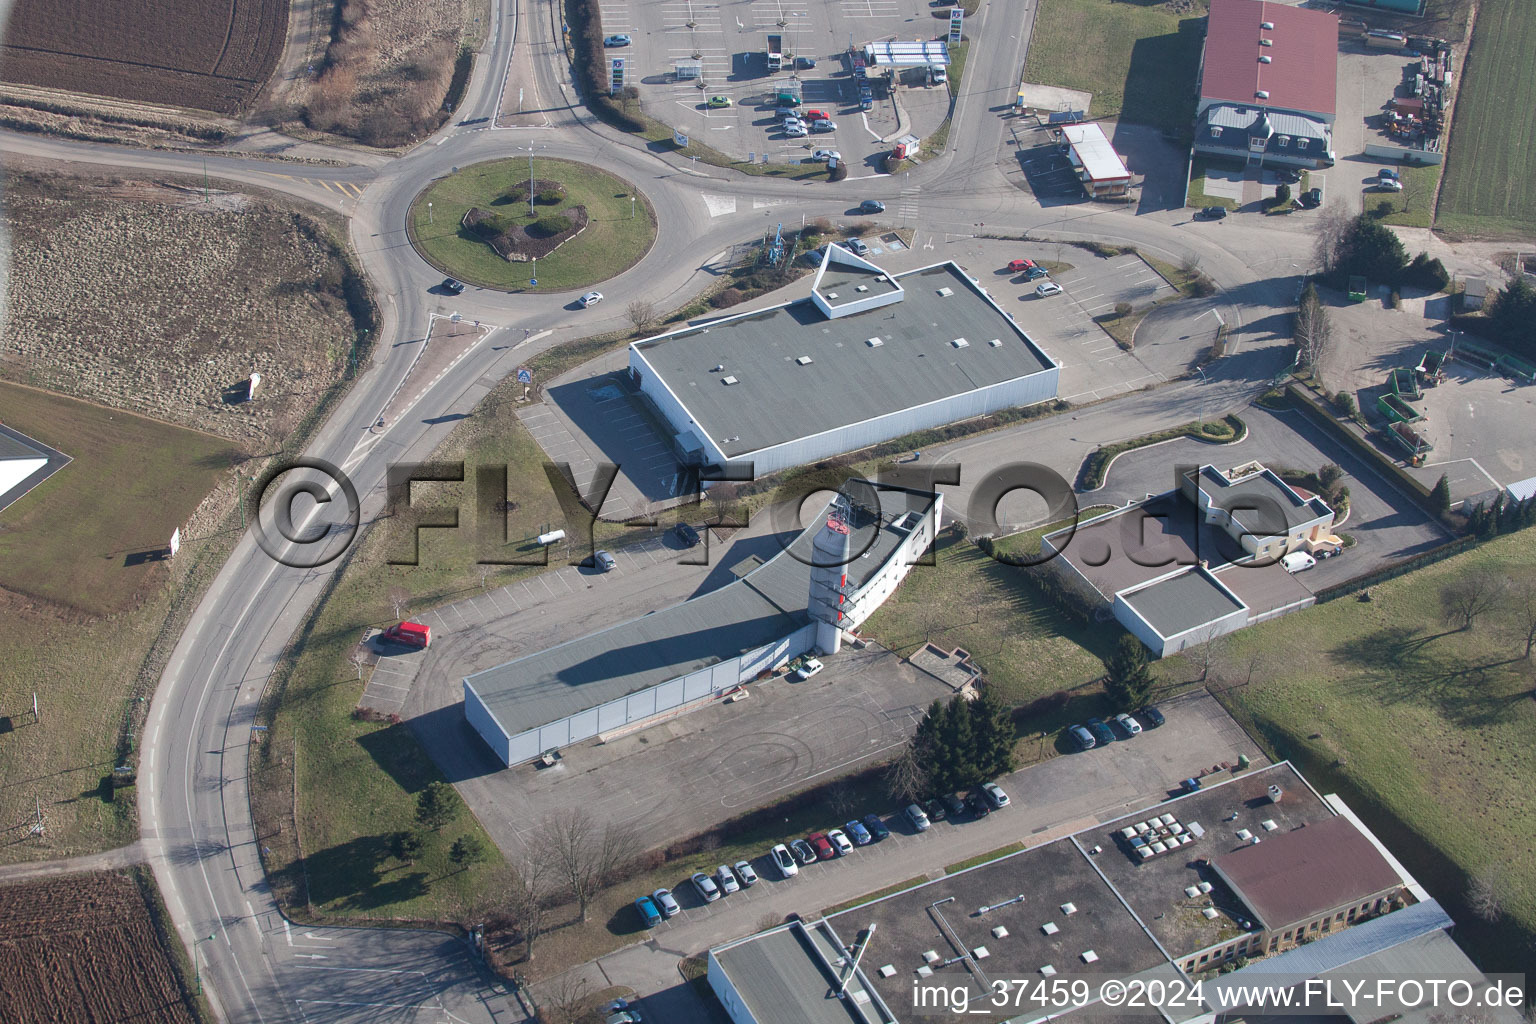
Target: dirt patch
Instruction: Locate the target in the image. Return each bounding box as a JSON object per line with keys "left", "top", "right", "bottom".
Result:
{"left": 0, "top": 170, "right": 368, "bottom": 449}
{"left": 0, "top": 870, "right": 201, "bottom": 1023}
{"left": 0, "top": 0, "right": 285, "bottom": 115}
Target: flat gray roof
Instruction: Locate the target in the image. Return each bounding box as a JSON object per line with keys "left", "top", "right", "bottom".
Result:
{"left": 466, "top": 487, "right": 936, "bottom": 738}
{"left": 631, "top": 262, "right": 1055, "bottom": 459}
{"left": 815, "top": 260, "right": 900, "bottom": 307}
{"left": 713, "top": 922, "right": 892, "bottom": 1024}
{"left": 1196, "top": 466, "right": 1330, "bottom": 533}
{"left": 1120, "top": 569, "right": 1246, "bottom": 638}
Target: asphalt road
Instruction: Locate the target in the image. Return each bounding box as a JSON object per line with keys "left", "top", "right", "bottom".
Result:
{"left": 0, "top": 0, "right": 1347, "bottom": 1019}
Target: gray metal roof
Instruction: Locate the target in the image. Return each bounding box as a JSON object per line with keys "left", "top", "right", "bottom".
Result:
{"left": 466, "top": 487, "right": 936, "bottom": 738}
{"left": 1213, "top": 899, "right": 1450, "bottom": 983}
{"left": 1207, "top": 104, "right": 1330, "bottom": 140}
{"left": 630, "top": 262, "right": 1055, "bottom": 460}
{"left": 0, "top": 428, "right": 47, "bottom": 461}
{"left": 1119, "top": 568, "right": 1247, "bottom": 637}
{"left": 1196, "top": 465, "right": 1331, "bottom": 534}
{"left": 713, "top": 923, "right": 890, "bottom": 1024}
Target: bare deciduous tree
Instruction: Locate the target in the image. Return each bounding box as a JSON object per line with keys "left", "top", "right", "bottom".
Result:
{"left": 625, "top": 300, "right": 656, "bottom": 331}
{"left": 883, "top": 746, "right": 929, "bottom": 805}
{"left": 1465, "top": 865, "right": 1505, "bottom": 923}
{"left": 1504, "top": 573, "right": 1536, "bottom": 659}
{"left": 534, "top": 970, "right": 592, "bottom": 1024}
{"left": 504, "top": 852, "right": 556, "bottom": 962}
{"left": 533, "top": 810, "right": 639, "bottom": 923}
{"left": 824, "top": 780, "right": 857, "bottom": 819}
{"left": 387, "top": 585, "right": 410, "bottom": 621}
{"left": 705, "top": 482, "right": 742, "bottom": 526}
{"left": 1440, "top": 569, "right": 1505, "bottom": 632}
{"left": 1295, "top": 282, "right": 1333, "bottom": 370}
{"left": 349, "top": 643, "right": 369, "bottom": 680}
{"left": 1313, "top": 206, "right": 1351, "bottom": 276}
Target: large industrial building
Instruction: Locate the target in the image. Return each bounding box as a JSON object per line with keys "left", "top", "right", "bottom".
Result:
{"left": 1193, "top": 0, "right": 1340, "bottom": 170}
{"left": 464, "top": 483, "right": 941, "bottom": 766}
{"left": 706, "top": 762, "right": 1513, "bottom": 1024}
{"left": 626, "top": 247, "right": 1059, "bottom": 479}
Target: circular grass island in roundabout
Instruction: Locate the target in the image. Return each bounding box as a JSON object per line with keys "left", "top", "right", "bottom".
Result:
{"left": 407, "top": 157, "right": 658, "bottom": 293}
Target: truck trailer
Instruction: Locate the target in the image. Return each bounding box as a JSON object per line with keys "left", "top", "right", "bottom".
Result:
{"left": 767, "top": 34, "right": 783, "bottom": 71}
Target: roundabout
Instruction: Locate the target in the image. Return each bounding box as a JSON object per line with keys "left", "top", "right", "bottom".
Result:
{"left": 406, "top": 156, "right": 657, "bottom": 293}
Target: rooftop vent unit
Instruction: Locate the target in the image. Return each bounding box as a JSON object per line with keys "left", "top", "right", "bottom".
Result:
{"left": 1042, "top": 922, "right": 1059, "bottom": 935}
{"left": 1259, "top": 54, "right": 1272, "bottom": 63}
{"left": 855, "top": 285, "right": 869, "bottom": 293}
{"left": 722, "top": 375, "right": 739, "bottom": 385}
{"left": 1261, "top": 20, "right": 1274, "bottom": 28}
{"left": 992, "top": 926, "right": 1009, "bottom": 939}
{"left": 1260, "top": 38, "right": 1273, "bottom": 45}
{"left": 827, "top": 292, "right": 840, "bottom": 299}
{"left": 866, "top": 337, "right": 884, "bottom": 347}
{"left": 1267, "top": 784, "right": 1284, "bottom": 803}
{"left": 988, "top": 338, "right": 1003, "bottom": 347}
{"left": 711, "top": 364, "right": 724, "bottom": 372}
{"left": 1198, "top": 881, "right": 1214, "bottom": 894}
{"left": 1041, "top": 965, "right": 1057, "bottom": 976}
{"left": 796, "top": 356, "right": 813, "bottom": 365}
{"left": 1061, "top": 903, "right": 1077, "bottom": 916}
{"left": 878, "top": 965, "right": 897, "bottom": 978}
{"left": 1203, "top": 908, "right": 1221, "bottom": 920}
{"left": 951, "top": 338, "right": 969, "bottom": 349}
{"left": 973, "top": 946, "right": 990, "bottom": 960}
{"left": 923, "top": 950, "right": 941, "bottom": 964}
{"left": 916, "top": 965, "right": 933, "bottom": 978}
{"left": 1081, "top": 950, "right": 1099, "bottom": 964}
{"left": 1256, "top": 90, "right": 1270, "bottom": 99}
{"left": 937, "top": 287, "right": 954, "bottom": 297}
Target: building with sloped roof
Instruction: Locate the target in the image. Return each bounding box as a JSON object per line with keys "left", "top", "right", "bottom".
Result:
{"left": 0, "top": 423, "right": 70, "bottom": 514}
{"left": 1194, "top": 0, "right": 1340, "bottom": 169}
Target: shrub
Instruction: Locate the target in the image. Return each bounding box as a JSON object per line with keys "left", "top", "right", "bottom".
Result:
{"left": 1275, "top": 183, "right": 1291, "bottom": 206}
{"left": 1190, "top": 274, "right": 1217, "bottom": 297}
{"left": 535, "top": 188, "right": 564, "bottom": 205}
{"left": 500, "top": 185, "right": 529, "bottom": 204}
{"left": 1404, "top": 252, "right": 1450, "bottom": 292}
{"left": 711, "top": 288, "right": 745, "bottom": 308}
{"left": 471, "top": 213, "right": 512, "bottom": 240}
{"left": 1333, "top": 391, "right": 1356, "bottom": 416}
{"left": 1389, "top": 289, "right": 1402, "bottom": 309}
{"left": 1114, "top": 301, "right": 1132, "bottom": 317}
{"left": 829, "top": 161, "right": 849, "bottom": 182}
{"left": 529, "top": 215, "right": 570, "bottom": 238}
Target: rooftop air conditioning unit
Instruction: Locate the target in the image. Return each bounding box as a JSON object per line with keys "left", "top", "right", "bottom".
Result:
{"left": 796, "top": 356, "right": 813, "bottom": 365}
{"left": 722, "top": 375, "right": 739, "bottom": 385}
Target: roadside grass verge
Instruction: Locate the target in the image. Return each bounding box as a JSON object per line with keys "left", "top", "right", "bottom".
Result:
{"left": 823, "top": 876, "right": 930, "bottom": 917}
{"left": 1435, "top": 0, "right": 1536, "bottom": 238}
{"left": 945, "top": 842, "right": 1024, "bottom": 875}
{"left": 0, "top": 383, "right": 245, "bottom": 863}
{"left": 1024, "top": 0, "right": 1207, "bottom": 134}
{"left": 1363, "top": 162, "right": 1442, "bottom": 230}
{"left": 1080, "top": 414, "right": 1244, "bottom": 490}
{"left": 924, "top": 41, "right": 969, "bottom": 155}
{"left": 991, "top": 506, "right": 1117, "bottom": 562}
{"left": 1200, "top": 529, "right": 1536, "bottom": 973}
{"left": 407, "top": 157, "right": 657, "bottom": 293}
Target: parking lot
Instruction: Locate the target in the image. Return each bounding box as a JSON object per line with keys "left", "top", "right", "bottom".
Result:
{"left": 609, "top": 0, "right": 956, "bottom": 169}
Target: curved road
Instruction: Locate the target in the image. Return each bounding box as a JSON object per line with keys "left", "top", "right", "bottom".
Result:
{"left": 5, "top": 0, "right": 1318, "bottom": 1020}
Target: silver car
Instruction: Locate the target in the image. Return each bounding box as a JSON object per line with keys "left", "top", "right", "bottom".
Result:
{"left": 715, "top": 864, "right": 740, "bottom": 894}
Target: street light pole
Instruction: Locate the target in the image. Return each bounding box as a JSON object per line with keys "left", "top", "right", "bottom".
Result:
{"left": 630, "top": 195, "right": 636, "bottom": 219}
{"left": 427, "top": 201, "right": 433, "bottom": 225}
{"left": 193, "top": 933, "right": 215, "bottom": 995}
{"left": 526, "top": 147, "right": 536, "bottom": 218}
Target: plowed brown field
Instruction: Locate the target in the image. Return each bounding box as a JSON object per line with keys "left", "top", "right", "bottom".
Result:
{"left": 0, "top": 871, "right": 199, "bottom": 1024}
{"left": 0, "top": 0, "right": 287, "bottom": 114}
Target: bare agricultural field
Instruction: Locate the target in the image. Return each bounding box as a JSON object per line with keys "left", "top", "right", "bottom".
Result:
{"left": 0, "top": 170, "right": 369, "bottom": 449}
{"left": 0, "top": 870, "right": 203, "bottom": 1024}
{"left": 0, "top": 0, "right": 285, "bottom": 114}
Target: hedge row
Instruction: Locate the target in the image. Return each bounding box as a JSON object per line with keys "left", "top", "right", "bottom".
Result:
{"left": 1284, "top": 384, "right": 1441, "bottom": 520}
{"left": 1078, "top": 414, "right": 1246, "bottom": 491}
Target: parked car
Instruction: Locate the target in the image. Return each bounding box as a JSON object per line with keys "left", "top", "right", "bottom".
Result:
{"left": 1282, "top": 551, "right": 1317, "bottom": 573}
{"left": 905, "top": 803, "right": 931, "bottom": 831}
{"left": 1182, "top": 777, "right": 1203, "bottom": 793}
{"left": 807, "top": 832, "right": 836, "bottom": 860}
{"left": 847, "top": 239, "right": 870, "bottom": 256}
{"left": 1113, "top": 712, "right": 1143, "bottom": 737}
{"left": 580, "top": 290, "right": 604, "bottom": 307}
{"left": 792, "top": 658, "right": 824, "bottom": 681}
{"left": 778, "top": 107, "right": 804, "bottom": 120}
{"left": 923, "top": 797, "right": 947, "bottom": 822}
{"left": 845, "top": 819, "right": 872, "bottom": 845}
{"left": 1197, "top": 205, "right": 1228, "bottom": 220}
{"left": 734, "top": 860, "right": 759, "bottom": 886}
{"left": 594, "top": 550, "right": 617, "bottom": 572}
{"left": 1069, "top": 724, "right": 1097, "bottom": 751}
{"left": 811, "top": 119, "right": 837, "bottom": 133}
{"left": 1007, "top": 258, "right": 1038, "bottom": 273}
{"left": 1140, "top": 705, "right": 1165, "bottom": 728}
{"left": 860, "top": 199, "right": 886, "bottom": 213}
{"left": 1376, "top": 178, "right": 1404, "bottom": 192}
{"left": 606, "top": 998, "right": 644, "bottom": 1023}
{"left": 862, "top": 814, "right": 890, "bottom": 841}
{"left": 604, "top": 34, "right": 631, "bottom": 46}
{"left": 1035, "top": 281, "right": 1063, "bottom": 297}
{"left": 928, "top": 65, "right": 947, "bottom": 85}
{"left": 809, "top": 149, "right": 841, "bottom": 163}
{"left": 775, "top": 92, "right": 802, "bottom": 107}
{"left": 796, "top": 56, "right": 817, "bottom": 69}
{"left": 691, "top": 872, "right": 721, "bottom": 902}
{"left": 967, "top": 791, "right": 992, "bottom": 817}
{"left": 1025, "top": 266, "right": 1050, "bottom": 281}
{"left": 791, "top": 839, "right": 818, "bottom": 865}
{"left": 1299, "top": 187, "right": 1323, "bottom": 208}
{"left": 1085, "top": 718, "right": 1116, "bottom": 746}
{"left": 652, "top": 888, "right": 680, "bottom": 917}
{"left": 1274, "top": 167, "right": 1302, "bottom": 183}
{"left": 827, "top": 829, "right": 854, "bottom": 856}
{"left": 634, "top": 895, "right": 662, "bottom": 928}
{"left": 1378, "top": 166, "right": 1401, "bottom": 182}
{"left": 982, "top": 782, "right": 1011, "bottom": 808}
{"left": 784, "top": 123, "right": 810, "bottom": 138}
{"left": 707, "top": 95, "right": 732, "bottom": 108}
{"left": 673, "top": 522, "right": 700, "bottom": 547}
{"left": 715, "top": 865, "right": 740, "bottom": 894}
{"left": 804, "top": 109, "right": 830, "bottom": 122}
{"left": 941, "top": 793, "right": 966, "bottom": 818}
{"left": 442, "top": 277, "right": 465, "bottom": 295}
{"left": 770, "top": 843, "right": 799, "bottom": 877}
{"left": 801, "top": 249, "right": 824, "bottom": 266}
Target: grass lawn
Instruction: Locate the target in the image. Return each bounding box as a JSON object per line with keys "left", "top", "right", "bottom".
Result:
{"left": 0, "top": 383, "right": 246, "bottom": 862}
{"left": 925, "top": 41, "right": 969, "bottom": 156}
{"left": 1364, "top": 162, "right": 1443, "bottom": 230}
{"left": 407, "top": 157, "right": 657, "bottom": 292}
{"left": 1197, "top": 530, "right": 1536, "bottom": 972}
{"left": 1186, "top": 157, "right": 1239, "bottom": 210}
{"left": 1436, "top": 0, "right": 1536, "bottom": 237}
{"left": 1024, "top": 0, "right": 1207, "bottom": 134}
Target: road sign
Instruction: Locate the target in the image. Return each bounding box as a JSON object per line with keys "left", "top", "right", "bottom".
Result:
{"left": 610, "top": 57, "right": 625, "bottom": 95}
{"left": 169, "top": 527, "right": 181, "bottom": 557}
{"left": 516, "top": 367, "right": 533, "bottom": 384}
{"left": 949, "top": 8, "right": 963, "bottom": 44}
{"left": 530, "top": 278, "right": 537, "bottom": 286}
{"left": 673, "top": 128, "right": 688, "bottom": 147}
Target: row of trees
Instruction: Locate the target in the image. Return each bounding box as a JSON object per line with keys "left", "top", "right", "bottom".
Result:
{"left": 1313, "top": 211, "right": 1448, "bottom": 293}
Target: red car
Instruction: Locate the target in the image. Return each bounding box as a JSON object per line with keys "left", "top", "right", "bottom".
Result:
{"left": 1007, "top": 258, "right": 1038, "bottom": 273}
{"left": 806, "top": 832, "right": 836, "bottom": 860}
{"left": 803, "top": 109, "right": 831, "bottom": 123}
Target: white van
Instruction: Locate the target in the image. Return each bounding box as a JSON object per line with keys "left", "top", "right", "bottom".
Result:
{"left": 928, "top": 64, "right": 947, "bottom": 85}
{"left": 1281, "top": 551, "right": 1316, "bottom": 574}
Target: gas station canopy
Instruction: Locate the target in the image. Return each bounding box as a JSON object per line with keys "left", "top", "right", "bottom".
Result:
{"left": 864, "top": 40, "right": 949, "bottom": 66}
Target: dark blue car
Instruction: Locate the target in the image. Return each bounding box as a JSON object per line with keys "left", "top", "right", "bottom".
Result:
{"left": 844, "top": 819, "right": 872, "bottom": 845}
{"left": 1085, "top": 718, "right": 1116, "bottom": 746}
{"left": 861, "top": 814, "right": 890, "bottom": 841}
